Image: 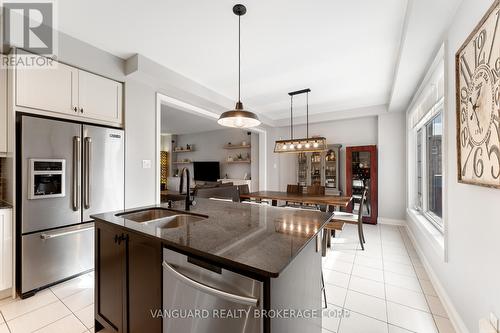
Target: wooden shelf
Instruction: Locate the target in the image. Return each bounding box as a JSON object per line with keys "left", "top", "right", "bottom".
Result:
{"left": 225, "top": 160, "right": 251, "bottom": 164}
{"left": 173, "top": 148, "right": 194, "bottom": 153}
{"left": 224, "top": 145, "right": 251, "bottom": 149}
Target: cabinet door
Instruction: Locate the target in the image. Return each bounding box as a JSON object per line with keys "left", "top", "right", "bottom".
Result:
{"left": 95, "top": 223, "right": 126, "bottom": 333}
{"left": 16, "top": 61, "right": 78, "bottom": 115}
{"left": 78, "top": 71, "right": 122, "bottom": 124}
{"left": 0, "top": 57, "right": 7, "bottom": 153}
{"left": 346, "top": 145, "right": 378, "bottom": 224}
{"left": 0, "top": 209, "right": 12, "bottom": 291}
{"left": 128, "top": 232, "right": 162, "bottom": 333}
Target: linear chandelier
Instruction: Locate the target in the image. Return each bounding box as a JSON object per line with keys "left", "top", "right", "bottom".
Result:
{"left": 274, "top": 88, "right": 327, "bottom": 153}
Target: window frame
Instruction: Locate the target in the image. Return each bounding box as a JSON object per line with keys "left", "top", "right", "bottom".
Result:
{"left": 414, "top": 100, "right": 444, "bottom": 232}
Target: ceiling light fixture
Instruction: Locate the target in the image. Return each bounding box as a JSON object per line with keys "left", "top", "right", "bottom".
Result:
{"left": 274, "top": 88, "right": 327, "bottom": 153}
{"left": 218, "top": 4, "right": 261, "bottom": 128}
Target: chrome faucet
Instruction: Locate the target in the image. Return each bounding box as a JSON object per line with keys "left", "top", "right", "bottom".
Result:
{"left": 179, "top": 167, "right": 195, "bottom": 211}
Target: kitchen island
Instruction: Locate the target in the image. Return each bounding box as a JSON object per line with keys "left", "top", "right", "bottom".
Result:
{"left": 92, "top": 198, "right": 333, "bottom": 333}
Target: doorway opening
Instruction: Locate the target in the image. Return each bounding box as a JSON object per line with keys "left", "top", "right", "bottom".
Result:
{"left": 155, "top": 93, "right": 267, "bottom": 204}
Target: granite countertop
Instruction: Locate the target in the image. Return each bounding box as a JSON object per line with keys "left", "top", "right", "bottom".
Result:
{"left": 91, "top": 198, "right": 333, "bottom": 278}
{"left": 0, "top": 201, "right": 13, "bottom": 209}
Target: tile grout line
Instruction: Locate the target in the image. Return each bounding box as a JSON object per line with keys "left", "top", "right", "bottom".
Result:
{"left": 373, "top": 225, "right": 421, "bottom": 333}
{"left": 31, "top": 313, "right": 80, "bottom": 333}
{"left": 325, "top": 225, "right": 432, "bottom": 333}
{"left": 334, "top": 227, "right": 358, "bottom": 332}
{"left": 378, "top": 224, "right": 391, "bottom": 332}
{"left": 1, "top": 298, "right": 60, "bottom": 324}
{"left": 0, "top": 311, "right": 12, "bottom": 333}
{"left": 49, "top": 285, "right": 91, "bottom": 332}
{"left": 397, "top": 226, "right": 443, "bottom": 333}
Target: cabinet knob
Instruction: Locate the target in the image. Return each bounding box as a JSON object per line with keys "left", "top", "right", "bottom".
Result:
{"left": 73, "top": 107, "right": 78, "bottom": 112}
{"left": 80, "top": 108, "right": 84, "bottom": 113}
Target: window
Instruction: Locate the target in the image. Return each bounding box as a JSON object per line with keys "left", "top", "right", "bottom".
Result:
{"left": 408, "top": 45, "right": 445, "bottom": 233}
{"left": 426, "top": 113, "right": 442, "bottom": 219}
{"left": 416, "top": 129, "right": 423, "bottom": 209}
{"left": 415, "top": 108, "right": 443, "bottom": 230}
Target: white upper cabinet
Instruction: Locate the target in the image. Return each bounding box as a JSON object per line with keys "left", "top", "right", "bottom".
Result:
{"left": 0, "top": 56, "right": 7, "bottom": 154}
{"left": 78, "top": 70, "right": 122, "bottom": 124}
{"left": 15, "top": 56, "right": 123, "bottom": 126}
{"left": 16, "top": 61, "right": 79, "bottom": 116}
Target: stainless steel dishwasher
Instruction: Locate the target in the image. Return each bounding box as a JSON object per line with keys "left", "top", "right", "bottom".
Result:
{"left": 162, "top": 248, "right": 263, "bottom": 333}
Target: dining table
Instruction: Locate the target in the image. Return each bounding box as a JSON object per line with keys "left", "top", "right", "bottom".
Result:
{"left": 240, "top": 191, "right": 353, "bottom": 257}
{"left": 240, "top": 191, "right": 352, "bottom": 210}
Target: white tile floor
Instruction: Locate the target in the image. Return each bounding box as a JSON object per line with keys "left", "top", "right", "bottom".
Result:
{"left": 322, "top": 224, "right": 456, "bottom": 333}
{"left": 0, "top": 224, "right": 454, "bottom": 333}
{"left": 0, "top": 271, "right": 113, "bottom": 333}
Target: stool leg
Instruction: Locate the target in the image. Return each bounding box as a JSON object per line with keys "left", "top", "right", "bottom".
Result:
{"left": 358, "top": 223, "right": 364, "bottom": 250}
{"left": 321, "top": 271, "right": 327, "bottom": 308}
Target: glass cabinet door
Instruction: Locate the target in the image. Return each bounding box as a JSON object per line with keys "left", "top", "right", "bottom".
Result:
{"left": 297, "top": 153, "right": 308, "bottom": 187}
{"left": 324, "top": 149, "right": 337, "bottom": 190}
{"left": 310, "top": 152, "right": 322, "bottom": 186}
{"left": 347, "top": 145, "right": 378, "bottom": 224}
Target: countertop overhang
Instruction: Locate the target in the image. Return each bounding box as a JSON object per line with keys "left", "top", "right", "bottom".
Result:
{"left": 91, "top": 198, "right": 333, "bottom": 279}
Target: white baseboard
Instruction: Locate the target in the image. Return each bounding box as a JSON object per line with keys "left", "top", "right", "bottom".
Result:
{"left": 378, "top": 217, "right": 406, "bottom": 226}
{"left": 405, "top": 225, "right": 470, "bottom": 333}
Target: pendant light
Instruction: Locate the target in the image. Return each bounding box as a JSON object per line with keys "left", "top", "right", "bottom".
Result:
{"left": 218, "top": 4, "right": 261, "bottom": 128}
{"left": 274, "top": 88, "right": 327, "bottom": 153}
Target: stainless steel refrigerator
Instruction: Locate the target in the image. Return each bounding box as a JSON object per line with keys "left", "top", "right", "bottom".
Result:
{"left": 17, "top": 115, "right": 124, "bottom": 298}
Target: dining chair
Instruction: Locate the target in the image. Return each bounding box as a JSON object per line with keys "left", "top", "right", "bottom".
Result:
{"left": 327, "top": 189, "right": 367, "bottom": 250}
{"left": 287, "top": 184, "right": 302, "bottom": 193}
{"left": 306, "top": 185, "right": 325, "bottom": 195}
{"left": 301, "top": 185, "right": 325, "bottom": 210}
{"left": 283, "top": 184, "right": 303, "bottom": 207}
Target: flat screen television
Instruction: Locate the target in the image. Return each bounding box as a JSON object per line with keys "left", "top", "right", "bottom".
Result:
{"left": 193, "top": 161, "right": 220, "bottom": 182}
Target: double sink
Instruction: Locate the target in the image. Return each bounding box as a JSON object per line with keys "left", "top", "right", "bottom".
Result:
{"left": 117, "top": 208, "right": 207, "bottom": 229}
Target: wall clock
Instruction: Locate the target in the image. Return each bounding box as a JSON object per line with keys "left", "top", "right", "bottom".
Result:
{"left": 456, "top": 0, "right": 500, "bottom": 188}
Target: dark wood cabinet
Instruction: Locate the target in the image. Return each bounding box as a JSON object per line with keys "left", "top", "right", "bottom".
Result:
{"left": 127, "top": 231, "right": 162, "bottom": 333}
{"left": 95, "top": 220, "right": 162, "bottom": 333}
{"left": 95, "top": 222, "right": 127, "bottom": 333}
{"left": 346, "top": 145, "right": 378, "bottom": 224}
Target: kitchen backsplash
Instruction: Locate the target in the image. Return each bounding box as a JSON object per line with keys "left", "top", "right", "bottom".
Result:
{"left": 0, "top": 158, "right": 6, "bottom": 201}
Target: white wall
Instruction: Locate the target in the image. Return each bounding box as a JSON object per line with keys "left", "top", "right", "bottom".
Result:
{"left": 172, "top": 128, "right": 254, "bottom": 181}
{"left": 267, "top": 116, "right": 379, "bottom": 193}
{"left": 378, "top": 112, "right": 406, "bottom": 221}
{"left": 124, "top": 79, "right": 158, "bottom": 208}
{"left": 267, "top": 114, "right": 407, "bottom": 221}
{"left": 406, "top": 1, "right": 500, "bottom": 332}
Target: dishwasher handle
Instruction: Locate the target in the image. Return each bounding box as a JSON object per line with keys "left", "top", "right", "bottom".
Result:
{"left": 162, "top": 260, "right": 259, "bottom": 307}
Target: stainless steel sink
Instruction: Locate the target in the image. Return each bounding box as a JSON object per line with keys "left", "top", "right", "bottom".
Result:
{"left": 117, "top": 208, "right": 178, "bottom": 223}
{"left": 148, "top": 214, "right": 207, "bottom": 229}
{"left": 116, "top": 208, "right": 207, "bottom": 228}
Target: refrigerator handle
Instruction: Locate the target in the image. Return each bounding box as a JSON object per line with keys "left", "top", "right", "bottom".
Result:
{"left": 84, "top": 137, "right": 92, "bottom": 209}
{"left": 72, "top": 136, "right": 81, "bottom": 211}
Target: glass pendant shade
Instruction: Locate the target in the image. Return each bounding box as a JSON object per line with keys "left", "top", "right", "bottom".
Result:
{"left": 218, "top": 102, "right": 261, "bottom": 128}
{"left": 274, "top": 137, "right": 327, "bottom": 153}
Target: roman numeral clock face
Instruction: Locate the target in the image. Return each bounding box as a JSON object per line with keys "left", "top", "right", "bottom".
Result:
{"left": 457, "top": 1, "right": 500, "bottom": 187}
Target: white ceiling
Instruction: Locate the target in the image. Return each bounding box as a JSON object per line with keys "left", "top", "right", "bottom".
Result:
{"left": 161, "top": 104, "right": 221, "bottom": 134}
{"left": 56, "top": 0, "right": 461, "bottom": 122}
